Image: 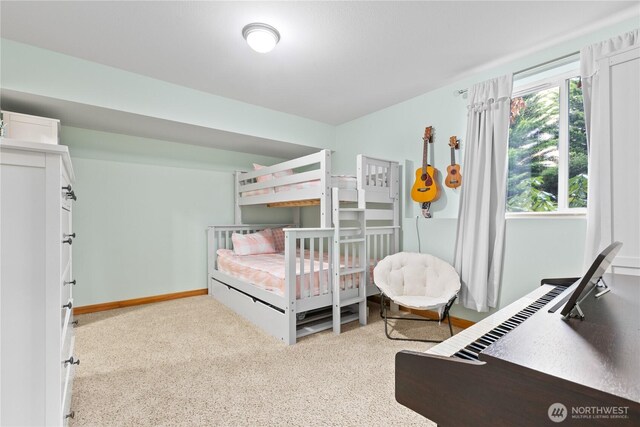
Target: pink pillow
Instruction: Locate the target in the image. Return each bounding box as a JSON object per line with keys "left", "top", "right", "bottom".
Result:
{"left": 253, "top": 163, "right": 272, "bottom": 184}
{"left": 253, "top": 163, "right": 294, "bottom": 192}
{"left": 274, "top": 169, "right": 294, "bottom": 193}
{"left": 274, "top": 169, "right": 294, "bottom": 178}
{"left": 232, "top": 229, "right": 276, "bottom": 255}
{"left": 271, "top": 228, "right": 286, "bottom": 252}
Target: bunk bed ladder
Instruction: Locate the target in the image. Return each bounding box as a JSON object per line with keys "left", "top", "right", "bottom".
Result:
{"left": 332, "top": 188, "right": 367, "bottom": 334}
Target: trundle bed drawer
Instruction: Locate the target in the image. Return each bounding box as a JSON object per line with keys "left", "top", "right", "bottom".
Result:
{"left": 209, "top": 278, "right": 290, "bottom": 344}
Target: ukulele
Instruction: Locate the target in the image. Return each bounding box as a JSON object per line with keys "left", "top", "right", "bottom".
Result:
{"left": 445, "top": 136, "right": 462, "bottom": 189}
{"left": 411, "top": 126, "right": 440, "bottom": 203}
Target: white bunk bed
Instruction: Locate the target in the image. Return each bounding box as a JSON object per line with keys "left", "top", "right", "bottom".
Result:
{"left": 207, "top": 149, "right": 400, "bottom": 344}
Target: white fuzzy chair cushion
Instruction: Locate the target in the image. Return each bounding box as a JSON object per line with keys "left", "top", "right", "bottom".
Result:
{"left": 373, "top": 252, "right": 461, "bottom": 311}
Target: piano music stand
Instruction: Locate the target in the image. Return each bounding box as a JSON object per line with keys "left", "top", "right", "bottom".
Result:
{"left": 558, "top": 241, "right": 622, "bottom": 321}
{"left": 565, "top": 276, "right": 610, "bottom": 320}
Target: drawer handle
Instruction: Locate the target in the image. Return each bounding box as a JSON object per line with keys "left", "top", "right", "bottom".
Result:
{"left": 62, "top": 238, "right": 73, "bottom": 245}
{"left": 65, "top": 411, "right": 75, "bottom": 420}
{"left": 64, "top": 233, "right": 76, "bottom": 239}
{"left": 62, "top": 301, "right": 73, "bottom": 310}
{"left": 64, "top": 356, "right": 80, "bottom": 366}
{"left": 64, "top": 279, "right": 77, "bottom": 286}
{"left": 62, "top": 185, "right": 77, "bottom": 201}
{"left": 72, "top": 320, "right": 79, "bottom": 327}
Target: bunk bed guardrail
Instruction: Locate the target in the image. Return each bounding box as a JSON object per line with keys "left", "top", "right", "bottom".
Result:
{"left": 207, "top": 224, "right": 293, "bottom": 276}
{"left": 366, "top": 225, "right": 400, "bottom": 287}
{"left": 234, "top": 151, "right": 400, "bottom": 226}
{"left": 236, "top": 150, "right": 331, "bottom": 198}
{"left": 357, "top": 154, "right": 399, "bottom": 201}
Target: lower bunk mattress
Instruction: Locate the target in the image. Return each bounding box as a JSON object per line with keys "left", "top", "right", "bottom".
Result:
{"left": 216, "top": 249, "right": 374, "bottom": 299}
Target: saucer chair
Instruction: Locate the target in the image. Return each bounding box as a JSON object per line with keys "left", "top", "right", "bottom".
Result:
{"left": 373, "top": 252, "right": 461, "bottom": 342}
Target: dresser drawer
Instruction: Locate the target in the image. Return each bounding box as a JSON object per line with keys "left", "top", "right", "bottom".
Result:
{"left": 61, "top": 206, "right": 72, "bottom": 272}
{"left": 61, "top": 266, "right": 73, "bottom": 316}
{"left": 61, "top": 204, "right": 71, "bottom": 235}
{"left": 60, "top": 174, "right": 75, "bottom": 210}
{"left": 61, "top": 298, "right": 73, "bottom": 337}
{"left": 61, "top": 335, "right": 76, "bottom": 426}
{"left": 61, "top": 325, "right": 73, "bottom": 365}
{"left": 62, "top": 376, "right": 74, "bottom": 427}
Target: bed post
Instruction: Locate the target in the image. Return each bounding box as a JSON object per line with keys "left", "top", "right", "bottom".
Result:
{"left": 356, "top": 154, "right": 365, "bottom": 188}
{"left": 320, "top": 150, "right": 332, "bottom": 228}
{"left": 391, "top": 163, "right": 400, "bottom": 252}
{"left": 207, "top": 227, "right": 217, "bottom": 295}
{"left": 332, "top": 188, "right": 342, "bottom": 334}
{"left": 284, "top": 230, "right": 297, "bottom": 345}
{"left": 357, "top": 155, "right": 366, "bottom": 210}
{"left": 292, "top": 207, "right": 301, "bottom": 227}
{"left": 234, "top": 171, "right": 242, "bottom": 225}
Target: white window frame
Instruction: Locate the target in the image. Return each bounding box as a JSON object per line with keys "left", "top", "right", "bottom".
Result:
{"left": 507, "top": 66, "right": 587, "bottom": 218}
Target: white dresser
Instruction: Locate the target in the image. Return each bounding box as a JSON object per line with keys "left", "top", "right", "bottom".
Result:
{"left": 1, "top": 138, "right": 78, "bottom": 426}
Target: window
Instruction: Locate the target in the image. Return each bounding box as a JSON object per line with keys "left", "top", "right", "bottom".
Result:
{"left": 507, "top": 60, "right": 588, "bottom": 213}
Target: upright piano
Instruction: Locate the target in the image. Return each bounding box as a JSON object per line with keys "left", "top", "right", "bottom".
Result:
{"left": 395, "top": 274, "right": 640, "bottom": 426}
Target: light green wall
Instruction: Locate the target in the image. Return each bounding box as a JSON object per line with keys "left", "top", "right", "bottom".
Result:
{"left": 62, "top": 126, "right": 285, "bottom": 172}
{"left": 0, "top": 40, "right": 336, "bottom": 305}
{"left": 63, "top": 126, "right": 292, "bottom": 306}
{"left": 406, "top": 218, "right": 586, "bottom": 322}
{"left": 1, "top": 39, "right": 335, "bottom": 150}
{"left": 334, "top": 19, "right": 638, "bottom": 320}
{"left": 3, "top": 18, "right": 637, "bottom": 317}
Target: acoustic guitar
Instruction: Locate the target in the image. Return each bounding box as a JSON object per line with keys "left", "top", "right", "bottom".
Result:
{"left": 445, "top": 136, "right": 462, "bottom": 189}
{"left": 411, "top": 126, "right": 440, "bottom": 203}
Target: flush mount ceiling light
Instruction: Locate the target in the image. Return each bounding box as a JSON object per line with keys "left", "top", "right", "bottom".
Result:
{"left": 242, "top": 23, "right": 280, "bottom": 53}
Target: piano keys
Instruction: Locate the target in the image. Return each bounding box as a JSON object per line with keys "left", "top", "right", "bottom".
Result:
{"left": 395, "top": 274, "right": 640, "bottom": 426}
{"left": 426, "top": 284, "right": 564, "bottom": 360}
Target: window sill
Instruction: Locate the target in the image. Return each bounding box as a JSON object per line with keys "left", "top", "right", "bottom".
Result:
{"left": 505, "top": 211, "right": 586, "bottom": 220}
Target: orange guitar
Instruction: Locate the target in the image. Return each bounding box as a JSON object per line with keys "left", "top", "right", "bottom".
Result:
{"left": 445, "top": 136, "right": 462, "bottom": 189}
{"left": 411, "top": 127, "right": 440, "bottom": 203}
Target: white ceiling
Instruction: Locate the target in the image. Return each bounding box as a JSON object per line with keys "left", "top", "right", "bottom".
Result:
{"left": 1, "top": 1, "right": 638, "bottom": 125}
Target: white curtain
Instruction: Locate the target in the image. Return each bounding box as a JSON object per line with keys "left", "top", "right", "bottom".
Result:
{"left": 581, "top": 29, "right": 639, "bottom": 266}
{"left": 454, "top": 75, "right": 513, "bottom": 312}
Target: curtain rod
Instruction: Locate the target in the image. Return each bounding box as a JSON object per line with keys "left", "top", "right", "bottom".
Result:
{"left": 455, "top": 50, "right": 581, "bottom": 96}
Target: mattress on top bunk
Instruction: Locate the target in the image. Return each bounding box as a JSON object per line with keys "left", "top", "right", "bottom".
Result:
{"left": 216, "top": 248, "right": 373, "bottom": 299}
{"left": 242, "top": 175, "right": 356, "bottom": 197}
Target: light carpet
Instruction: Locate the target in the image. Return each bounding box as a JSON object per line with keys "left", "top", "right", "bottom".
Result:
{"left": 70, "top": 296, "right": 457, "bottom": 426}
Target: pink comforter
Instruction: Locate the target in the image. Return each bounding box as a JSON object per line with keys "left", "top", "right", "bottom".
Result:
{"left": 217, "top": 249, "right": 371, "bottom": 299}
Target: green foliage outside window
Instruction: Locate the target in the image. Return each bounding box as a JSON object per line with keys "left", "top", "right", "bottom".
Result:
{"left": 507, "top": 77, "right": 588, "bottom": 212}
{"left": 567, "top": 77, "right": 588, "bottom": 208}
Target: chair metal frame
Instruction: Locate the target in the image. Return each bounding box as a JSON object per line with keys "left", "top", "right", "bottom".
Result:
{"left": 378, "top": 292, "right": 458, "bottom": 343}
